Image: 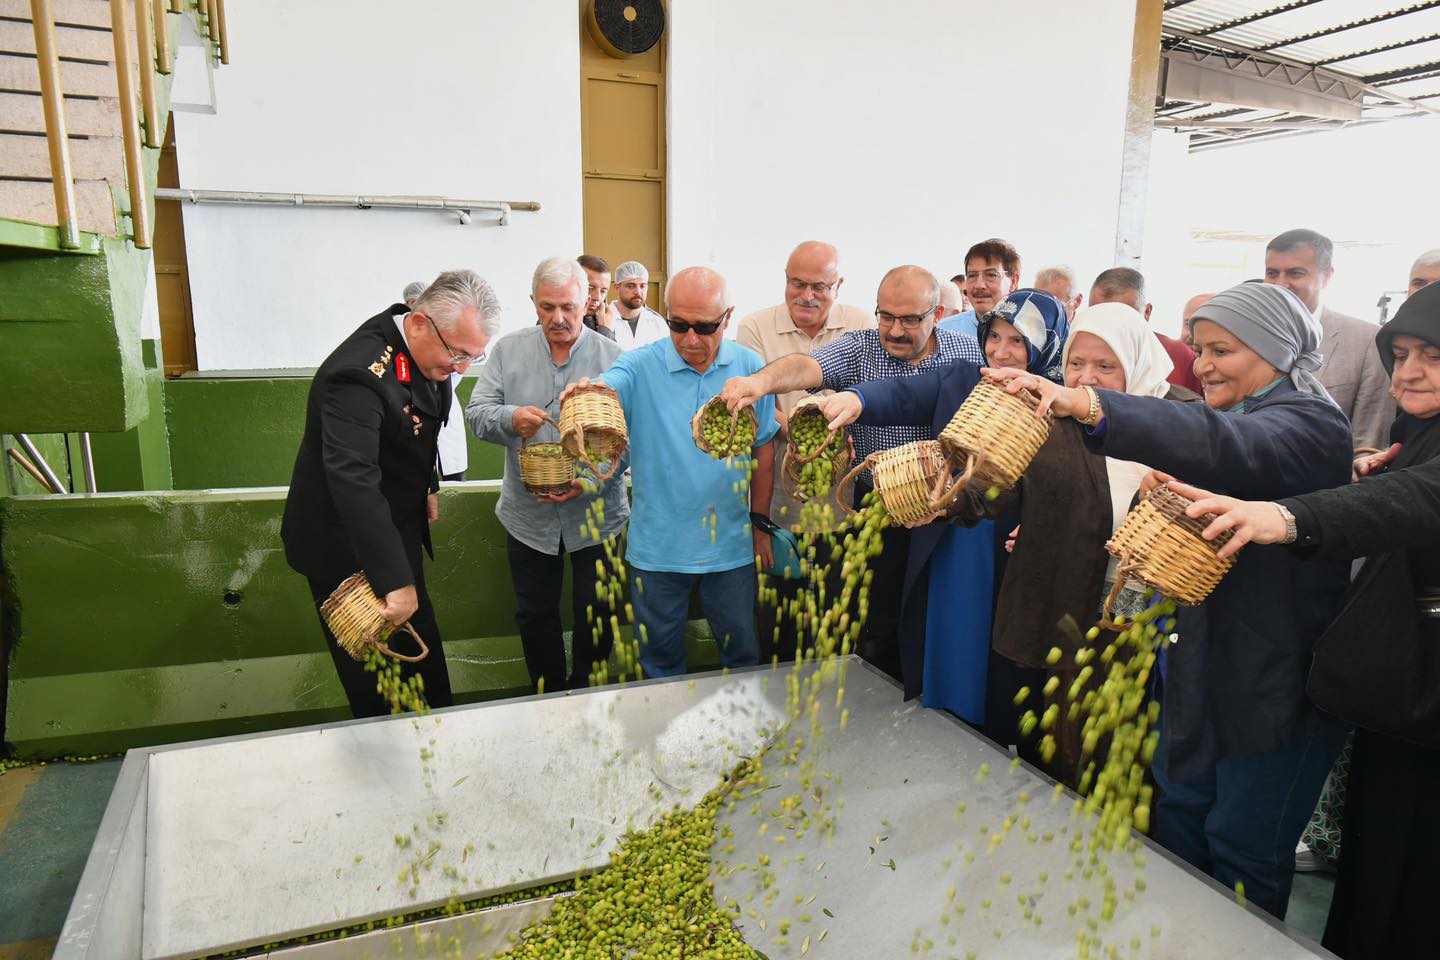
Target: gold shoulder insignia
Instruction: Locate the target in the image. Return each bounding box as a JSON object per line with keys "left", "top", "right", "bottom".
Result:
{"left": 369, "top": 361, "right": 386, "bottom": 378}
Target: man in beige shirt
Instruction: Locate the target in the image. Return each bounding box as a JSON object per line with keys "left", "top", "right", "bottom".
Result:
{"left": 736, "top": 240, "right": 873, "bottom": 660}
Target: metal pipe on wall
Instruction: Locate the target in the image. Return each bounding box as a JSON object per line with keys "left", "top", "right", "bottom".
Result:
{"left": 79, "top": 432, "right": 97, "bottom": 493}
{"left": 134, "top": 0, "right": 162, "bottom": 149}
{"left": 28, "top": 0, "right": 81, "bottom": 250}
{"left": 154, "top": 188, "right": 540, "bottom": 224}
{"left": 14, "top": 434, "right": 66, "bottom": 494}
{"left": 111, "top": 0, "right": 152, "bottom": 248}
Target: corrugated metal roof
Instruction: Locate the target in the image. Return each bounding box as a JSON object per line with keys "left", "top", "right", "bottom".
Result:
{"left": 1159, "top": 0, "right": 1440, "bottom": 149}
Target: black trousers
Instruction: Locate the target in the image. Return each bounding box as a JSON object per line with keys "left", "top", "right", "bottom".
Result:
{"left": 307, "top": 571, "right": 454, "bottom": 719}
{"left": 505, "top": 534, "right": 616, "bottom": 692}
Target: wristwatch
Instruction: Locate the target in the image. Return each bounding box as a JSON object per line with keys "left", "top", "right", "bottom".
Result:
{"left": 750, "top": 511, "right": 780, "bottom": 535}
{"left": 1274, "top": 502, "right": 1298, "bottom": 544}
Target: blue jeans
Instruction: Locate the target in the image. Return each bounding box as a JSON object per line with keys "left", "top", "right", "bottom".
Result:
{"left": 629, "top": 564, "right": 759, "bottom": 678}
{"left": 1152, "top": 733, "right": 1340, "bottom": 919}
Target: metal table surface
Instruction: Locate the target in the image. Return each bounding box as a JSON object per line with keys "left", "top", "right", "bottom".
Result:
{"left": 55, "top": 658, "right": 1336, "bottom": 959}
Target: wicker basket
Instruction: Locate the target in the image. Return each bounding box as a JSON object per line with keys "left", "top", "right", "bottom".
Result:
{"left": 781, "top": 397, "right": 851, "bottom": 501}
{"left": 518, "top": 440, "right": 576, "bottom": 496}
{"left": 1103, "top": 486, "right": 1238, "bottom": 616}
{"left": 937, "top": 379, "right": 1052, "bottom": 491}
{"left": 691, "top": 397, "right": 759, "bottom": 459}
{"left": 319, "top": 572, "right": 430, "bottom": 663}
{"left": 835, "top": 440, "right": 948, "bottom": 528}
{"left": 559, "top": 383, "right": 628, "bottom": 481}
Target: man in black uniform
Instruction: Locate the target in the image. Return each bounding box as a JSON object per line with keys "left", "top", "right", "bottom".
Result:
{"left": 281, "top": 269, "right": 499, "bottom": 717}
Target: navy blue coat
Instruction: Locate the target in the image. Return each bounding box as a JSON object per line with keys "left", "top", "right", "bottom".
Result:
{"left": 852, "top": 361, "right": 984, "bottom": 697}
{"left": 1085, "top": 381, "right": 1353, "bottom": 779}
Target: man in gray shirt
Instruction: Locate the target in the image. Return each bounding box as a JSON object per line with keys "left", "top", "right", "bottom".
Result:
{"left": 466, "top": 257, "right": 627, "bottom": 691}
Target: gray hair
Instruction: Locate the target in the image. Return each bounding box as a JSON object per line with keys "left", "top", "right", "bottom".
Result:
{"left": 412, "top": 269, "right": 502, "bottom": 335}
{"left": 614, "top": 260, "right": 649, "bottom": 284}
{"left": 938, "top": 279, "right": 964, "bottom": 312}
{"left": 1413, "top": 248, "right": 1440, "bottom": 271}
{"left": 401, "top": 280, "right": 427, "bottom": 304}
{"left": 1092, "top": 266, "right": 1148, "bottom": 310}
{"left": 531, "top": 256, "right": 587, "bottom": 300}
{"left": 1034, "top": 264, "right": 1076, "bottom": 290}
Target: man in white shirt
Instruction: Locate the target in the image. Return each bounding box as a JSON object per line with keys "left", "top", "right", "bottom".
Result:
{"left": 1264, "top": 229, "right": 1392, "bottom": 450}
{"left": 608, "top": 260, "right": 669, "bottom": 350}
{"left": 406, "top": 280, "right": 472, "bottom": 480}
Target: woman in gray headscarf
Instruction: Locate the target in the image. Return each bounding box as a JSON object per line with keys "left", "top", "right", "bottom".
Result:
{"left": 984, "top": 281, "right": 1354, "bottom": 921}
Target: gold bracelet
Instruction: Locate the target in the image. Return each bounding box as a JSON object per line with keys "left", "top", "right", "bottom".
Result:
{"left": 1076, "top": 386, "right": 1101, "bottom": 426}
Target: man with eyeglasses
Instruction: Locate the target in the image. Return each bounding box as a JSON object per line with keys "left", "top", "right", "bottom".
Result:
{"left": 608, "top": 260, "right": 670, "bottom": 351}
{"left": 735, "top": 241, "right": 874, "bottom": 657}
{"left": 560, "top": 266, "right": 779, "bottom": 679}
{"left": 406, "top": 280, "right": 470, "bottom": 481}
{"left": 282, "top": 270, "right": 499, "bottom": 718}
{"left": 962, "top": 238, "right": 1022, "bottom": 319}
{"left": 719, "top": 265, "right": 982, "bottom": 685}
{"left": 467, "top": 257, "right": 627, "bottom": 693}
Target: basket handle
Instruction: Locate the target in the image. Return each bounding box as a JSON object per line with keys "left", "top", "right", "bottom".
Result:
{"left": 1098, "top": 552, "right": 1142, "bottom": 631}
{"left": 928, "top": 448, "right": 985, "bottom": 514}
{"left": 791, "top": 418, "right": 840, "bottom": 465}
{"left": 518, "top": 413, "right": 560, "bottom": 455}
{"left": 833, "top": 452, "right": 877, "bottom": 517}
{"left": 373, "top": 622, "right": 430, "bottom": 663}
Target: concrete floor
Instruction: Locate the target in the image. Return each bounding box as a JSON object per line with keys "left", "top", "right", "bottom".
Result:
{"left": 0, "top": 759, "right": 1337, "bottom": 957}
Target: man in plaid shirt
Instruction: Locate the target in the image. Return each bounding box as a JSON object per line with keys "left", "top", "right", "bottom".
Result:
{"left": 719, "top": 265, "right": 981, "bottom": 685}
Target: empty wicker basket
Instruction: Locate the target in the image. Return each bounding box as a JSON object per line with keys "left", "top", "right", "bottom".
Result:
{"left": 781, "top": 397, "right": 851, "bottom": 501}
{"left": 559, "top": 383, "right": 628, "bottom": 480}
{"left": 518, "top": 440, "right": 576, "bottom": 496}
{"left": 1104, "top": 486, "right": 1239, "bottom": 613}
{"left": 691, "top": 397, "right": 759, "bottom": 458}
{"left": 835, "top": 440, "right": 948, "bottom": 528}
{"left": 938, "top": 379, "right": 1053, "bottom": 495}
{"left": 319, "top": 571, "right": 430, "bottom": 663}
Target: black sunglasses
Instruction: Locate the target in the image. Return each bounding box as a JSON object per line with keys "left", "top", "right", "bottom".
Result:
{"left": 665, "top": 310, "right": 729, "bottom": 336}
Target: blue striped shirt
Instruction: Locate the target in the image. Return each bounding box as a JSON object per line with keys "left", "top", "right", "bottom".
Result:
{"left": 811, "top": 328, "right": 982, "bottom": 467}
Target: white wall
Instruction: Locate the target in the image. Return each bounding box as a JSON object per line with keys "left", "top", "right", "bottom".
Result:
{"left": 175, "top": 0, "right": 584, "bottom": 369}
{"left": 667, "top": 0, "right": 1139, "bottom": 320}
{"left": 176, "top": 0, "right": 1140, "bottom": 369}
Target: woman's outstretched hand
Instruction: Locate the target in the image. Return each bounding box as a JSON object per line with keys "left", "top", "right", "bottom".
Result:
{"left": 1168, "top": 480, "right": 1286, "bottom": 559}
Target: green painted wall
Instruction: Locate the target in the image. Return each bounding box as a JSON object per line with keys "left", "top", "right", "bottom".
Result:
{"left": 87, "top": 340, "right": 174, "bottom": 492}
{"left": 1, "top": 484, "right": 717, "bottom": 758}
{"left": 0, "top": 238, "right": 151, "bottom": 434}
{"left": 165, "top": 374, "right": 504, "bottom": 489}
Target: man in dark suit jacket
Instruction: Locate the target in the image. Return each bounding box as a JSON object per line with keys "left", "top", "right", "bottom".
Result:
{"left": 1266, "top": 228, "right": 1393, "bottom": 450}
{"left": 281, "top": 270, "right": 498, "bottom": 717}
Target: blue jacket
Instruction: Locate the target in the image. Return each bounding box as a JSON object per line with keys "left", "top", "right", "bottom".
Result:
{"left": 1085, "top": 381, "right": 1353, "bottom": 779}
{"left": 851, "top": 361, "right": 984, "bottom": 697}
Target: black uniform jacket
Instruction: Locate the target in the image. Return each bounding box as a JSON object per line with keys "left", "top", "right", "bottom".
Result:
{"left": 281, "top": 305, "right": 450, "bottom": 596}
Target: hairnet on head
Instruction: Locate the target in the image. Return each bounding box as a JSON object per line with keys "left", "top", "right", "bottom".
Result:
{"left": 613, "top": 261, "right": 650, "bottom": 284}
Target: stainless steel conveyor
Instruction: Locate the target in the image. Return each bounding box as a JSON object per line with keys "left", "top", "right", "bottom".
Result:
{"left": 55, "top": 658, "right": 1336, "bottom": 959}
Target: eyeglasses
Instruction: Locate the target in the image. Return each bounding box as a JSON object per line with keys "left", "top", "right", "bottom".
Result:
{"left": 787, "top": 277, "right": 839, "bottom": 296}
{"left": 874, "top": 304, "right": 937, "bottom": 330}
{"left": 964, "top": 268, "right": 1009, "bottom": 283}
{"left": 424, "top": 313, "right": 485, "bottom": 365}
{"left": 666, "top": 311, "right": 729, "bottom": 336}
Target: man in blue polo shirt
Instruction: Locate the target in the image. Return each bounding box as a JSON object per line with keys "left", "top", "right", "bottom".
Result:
{"left": 564, "top": 266, "right": 779, "bottom": 678}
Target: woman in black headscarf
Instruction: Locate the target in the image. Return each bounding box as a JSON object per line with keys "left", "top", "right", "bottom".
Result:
{"left": 1172, "top": 278, "right": 1440, "bottom": 959}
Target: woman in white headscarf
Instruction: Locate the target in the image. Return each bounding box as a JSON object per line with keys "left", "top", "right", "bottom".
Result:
{"left": 962, "top": 302, "right": 1192, "bottom": 783}
{"left": 985, "top": 281, "right": 1355, "bottom": 922}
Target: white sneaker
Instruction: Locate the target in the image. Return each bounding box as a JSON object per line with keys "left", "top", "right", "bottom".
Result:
{"left": 1294, "top": 842, "right": 1335, "bottom": 874}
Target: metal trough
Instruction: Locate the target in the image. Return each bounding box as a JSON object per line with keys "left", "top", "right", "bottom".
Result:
{"left": 56, "top": 658, "right": 1336, "bottom": 958}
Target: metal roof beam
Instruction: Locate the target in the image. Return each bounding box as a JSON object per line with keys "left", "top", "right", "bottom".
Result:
{"left": 1364, "top": 58, "right": 1440, "bottom": 83}
{"left": 1318, "top": 31, "right": 1440, "bottom": 66}
{"left": 1255, "top": 2, "right": 1440, "bottom": 52}
{"left": 1165, "top": 29, "right": 1440, "bottom": 117}
{"left": 1193, "top": 0, "right": 1326, "bottom": 36}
